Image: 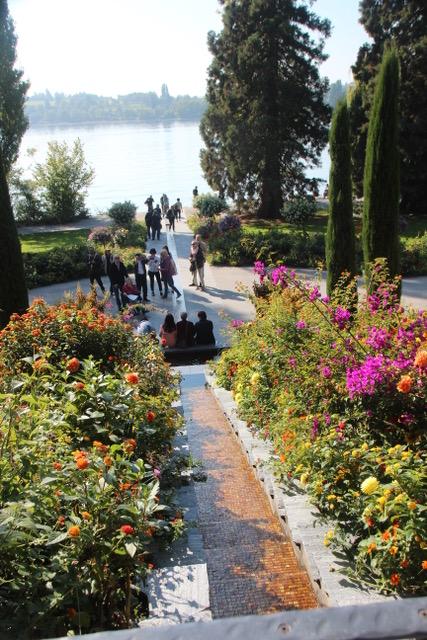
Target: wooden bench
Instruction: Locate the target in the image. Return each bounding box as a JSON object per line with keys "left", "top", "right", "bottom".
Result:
{"left": 161, "top": 344, "right": 227, "bottom": 364}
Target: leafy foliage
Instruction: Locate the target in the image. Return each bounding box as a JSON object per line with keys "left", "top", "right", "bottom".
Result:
{"left": 0, "top": 0, "right": 29, "bottom": 173}
{"left": 107, "top": 201, "right": 137, "bottom": 229}
{"left": 281, "top": 198, "right": 317, "bottom": 229}
{"left": 194, "top": 193, "right": 228, "bottom": 218}
{"left": 200, "top": 0, "right": 331, "bottom": 218}
{"left": 214, "top": 262, "right": 427, "bottom": 595}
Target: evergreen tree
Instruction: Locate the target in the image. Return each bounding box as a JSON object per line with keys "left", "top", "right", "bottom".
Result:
{"left": 352, "top": 0, "right": 426, "bottom": 216}
{"left": 0, "top": 0, "right": 29, "bottom": 173}
{"left": 348, "top": 83, "right": 366, "bottom": 198}
{"left": 326, "top": 99, "right": 355, "bottom": 296}
{"left": 200, "top": 0, "right": 331, "bottom": 219}
{"left": 362, "top": 48, "right": 400, "bottom": 289}
{"left": 0, "top": 148, "right": 28, "bottom": 327}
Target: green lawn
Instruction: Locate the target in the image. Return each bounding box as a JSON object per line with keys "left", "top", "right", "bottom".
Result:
{"left": 243, "top": 211, "right": 427, "bottom": 239}
{"left": 19, "top": 229, "right": 90, "bottom": 253}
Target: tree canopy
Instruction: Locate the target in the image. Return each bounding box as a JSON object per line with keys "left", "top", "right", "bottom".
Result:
{"left": 200, "top": 0, "right": 331, "bottom": 218}
{"left": 0, "top": 0, "right": 29, "bottom": 173}
{"left": 352, "top": 0, "right": 427, "bottom": 215}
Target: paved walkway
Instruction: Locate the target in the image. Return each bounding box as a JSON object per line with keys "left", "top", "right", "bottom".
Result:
{"left": 180, "top": 367, "right": 317, "bottom": 617}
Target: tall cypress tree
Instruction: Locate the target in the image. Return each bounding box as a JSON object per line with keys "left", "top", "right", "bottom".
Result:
{"left": 362, "top": 48, "right": 400, "bottom": 289}
{"left": 200, "top": 0, "right": 331, "bottom": 219}
{"left": 326, "top": 99, "right": 355, "bottom": 296}
{"left": 0, "top": 148, "right": 28, "bottom": 327}
{"left": 0, "top": 0, "right": 29, "bottom": 173}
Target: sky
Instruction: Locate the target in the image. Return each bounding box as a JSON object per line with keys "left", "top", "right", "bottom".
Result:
{"left": 9, "top": 0, "right": 369, "bottom": 98}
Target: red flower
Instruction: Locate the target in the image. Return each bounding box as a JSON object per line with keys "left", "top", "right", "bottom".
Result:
{"left": 67, "top": 358, "right": 80, "bottom": 373}
{"left": 124, "top": 438, "right": 136, "bottom": 452}
{"left": 76, "top": 456, "right": 89, "bottom": 470}
{"left": 74, "top": 382, "right": 85, "bottom": 391}
{"left": 390, "top": 573, "right": 400, "bottom": 586}
{"left": 161, "top": 337, "right": 167, "bottom": 347}
{"left": 53, "top": 462, "right": 62, "bottom": 471}
{"left": 125, "top": 372, "right": 139, "bottom": 385}
{"left": 146, "top": 410, "right": 156, "bottom": 423}
{"left": 120, "top": 524, "right": 135, "bottom": 535}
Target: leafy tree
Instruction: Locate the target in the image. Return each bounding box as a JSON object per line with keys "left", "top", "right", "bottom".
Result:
{"left": 348, "top": 83, "right": 366, "bottom": 198}
{"left": 0, "top": 149, "right": 28, "bottom": 327}
{"left": 352, "top": 0, "right": 427, "bottom": 215}
{"left": 326, "top": 99, "right": 356, "bottom": 296}
{"left": 200, "top": 0, "right": 331, "bottom": 219}
{"left": 362, "top": 48, "right": 400, "bottom": 289}
{"left": 33, "top": 139, "right": 95, "bottom": 223}
{"left": 0, "top": 0, "right": 30, "bottom": 173}
{"left": 107, "top": 201, "right": 136, "bottom": 228}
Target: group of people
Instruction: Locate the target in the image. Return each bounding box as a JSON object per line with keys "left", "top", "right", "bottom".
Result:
{"left": 144, "top": 194, "right": 183, "bottom": 240}
{"left": 89, "top": 246, "right": 182, "bottom": 311}
{"left": 136, "top": 310, "right": 215, "bottom": 349}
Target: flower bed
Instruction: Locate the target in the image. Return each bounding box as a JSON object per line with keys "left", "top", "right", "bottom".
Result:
{"left": 214, "top": 262, "right": 427, "bottom": 595}
{"left": 0, "top": 293, "right": 183, "bottom": 636}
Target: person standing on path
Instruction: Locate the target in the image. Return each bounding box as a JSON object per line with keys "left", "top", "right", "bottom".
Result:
{"left": 192, "top": 186, "right": 198, "bottom": 198}
{"left": 161, "top": 193, "right": 169, "bottom": 217}
{"left": 151, "top": 205, "right": 162, "bottom": 240}
{"left": 103, "top": 248, "right": 114, "bottom": 294}
{"left": 160, "top": 249, "right": 181, "bottom": 299}
{"left": 110, "top": 255, "right": 128, "bottom": 311}
{"left": 189, "top": 240, "right": 206, "bottom": 290}
{"left": 174, "top": 198, "right": 183, "bottom": 220}
{"left": 145, "top": 195, "right": 154, "bottom": 213}
{"left": 88, "top": 249, "right": 106, "bottom": 294}
{"left": 145, "top": 209, "right": 152, "bottom": 240}
{"left": 134, "top": 253, "right": 150, "bottom": 302}
{"left": 147, "top": 248, "right": 163, "bottom": 296}
{"left": 166, "top": 207, "right": 175, "bottom": 232}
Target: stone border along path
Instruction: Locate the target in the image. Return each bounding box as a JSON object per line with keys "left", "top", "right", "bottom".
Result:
{"left": 141, "top": 365, "right": 318, "bottom": 627}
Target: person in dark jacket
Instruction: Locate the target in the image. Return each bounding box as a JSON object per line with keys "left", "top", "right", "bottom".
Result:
{"left": 166, "top": 207, "right": 175, "bottom": 232}
{"left": 110, "top": 255, "right": 128, "bottom": 311}
{"left": 151, "top": 206, "right": 162, "bottom": 240}
{"left": 134, "top": 253, "right": 149, "bottom": 302}
{"left": 88, "top": 250, "right": 105, "bottom": 293}
{"left": 193, "top": 310, "right": 215, "bottom": 345}
{"left": 103, "top": 249, "right": 114, "bottom": 293}
{"left": 145, "top": 210, "right": 152, "bottom": 240}
{"left": 176, "top": 312, "right": 195, "bottom": 347}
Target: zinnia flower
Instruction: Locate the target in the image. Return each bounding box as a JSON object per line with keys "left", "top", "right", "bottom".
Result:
{"left": 53, "top": 462, "right": 62, "bottom": 471}
{"left": 68, "top": 525, "right": 80, "bottom": 538}
{"left": 146, "top": 410, "right": 156, "bottom": 423}
{"left": 390, "top": 573, "right": 400, "bottom": 586}
{"left": 396, "top": 375, "right": 412, "bottom": 393}
{"left": 74, "top": 382, "right": 85, "bottom": 390}
{"left": 125, "top": 372, "right": 139, "bottom": 384}
{"left": 76, "top": 456, "right": 89, "bottom": 470}
{"left": 422, "top": 560, "right": 427, "bottom": 570}
{"left": 414, "top": 350, "right": 427, "bottom": 369}
{"left": 124, "top": 438, "right": 136, "bottom": 452}
{"left": 66, "top": 358, "right": 80, "bottom": 373}
{"left": 120, "top": 524, "right": 135, "bottom": 535}
{"left": 361, "top": 477, "right": 379, "bottom": 495}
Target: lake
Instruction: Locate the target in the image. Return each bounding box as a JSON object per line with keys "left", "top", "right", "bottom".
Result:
{"left": 18, "top": 121, "right": 330, "bottom": 213}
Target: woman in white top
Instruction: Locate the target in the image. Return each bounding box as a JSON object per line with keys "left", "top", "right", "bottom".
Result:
{"left": 147, "top": 248, "right": 163, "bottom": 296}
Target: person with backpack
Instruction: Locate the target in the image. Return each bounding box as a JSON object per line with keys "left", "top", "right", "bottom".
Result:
{"left": 189, "top": 239, "right": 206, "bottom": 290}
{"left": 160, "top": 249, "right": 181, "bottom": 299}
{"left": 151, "top": 205, "right": 162, "bottom": 240}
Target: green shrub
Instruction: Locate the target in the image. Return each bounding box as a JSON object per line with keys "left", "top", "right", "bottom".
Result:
{"left": 281, "top": 198, "right": 317, "bottom": 227}
{"left": 107, "top": 201, "right": 137, "bottom": 228}
{"left": 401, "top": 232, "right": 427, "bottom": 276}
{"left": 194, "top": 193, "right": 228, "bottom": 217}
{"left": 113, "top": 222, "right": 147, "bottom": 248}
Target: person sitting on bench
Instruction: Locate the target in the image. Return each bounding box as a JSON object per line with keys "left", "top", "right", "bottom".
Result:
{"left": 193, "top": 310, "right": 215, "bottom": 345}
{"left": 121, "top": 277, "right": 142, "bottom": 304}
{"left": 176, "top": 312, "right": 195, "bottom": 347}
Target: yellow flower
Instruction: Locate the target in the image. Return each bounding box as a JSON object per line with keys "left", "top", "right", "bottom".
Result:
{"left": 361, "top": 443, "right": 369, "bottom": 452}
{"left": 352, "top": 449, "right": 360, "bottom": 458}
{"left": 407, "top": 501, "right": 417, "bottom": 511}
{"left": 300, "top": 472, "right": 309, "bottom": 486}
{"left": 361, "top": 477, "right": 379, "bottom": 495}
{"left": 235, "top": 393, "right": 242, "bottom": 404}
{"left": 295, "top": 464, "right": 304, "bottom": 473}
{"left": 304, "top": 442, "right": 311, "bottom": 449}
{"left": 394, "top": 493, "right": 406, "bottom": 503}
{"left": 401, "top": 451, "right": 410, "bottom": 460}
{"left": 324, "top": 530, "right": 334, "bottom": 546}
{"left": 385, "top": 465, "right": 394, "bottom": 475}
{"left": 389, "top": 546, "right": 398, "bottom": 556}
{"left": 327, "top": 494, "right": 337, "bottom": 501}
{"left": 250, "top": 372, "right": 260, "bottom": 385}
{"left": 236, "top": 382, "right": 243, "bottom": 393}
{"left": 377, "top": 496, "right": 387, "bottom": 506}
{"left": 383, "top": 489, "right": 392, "bottom": 498}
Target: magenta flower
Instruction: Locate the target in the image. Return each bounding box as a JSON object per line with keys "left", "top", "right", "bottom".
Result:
{"left": 296, "top": 320, "right": 307, "bottom": 330}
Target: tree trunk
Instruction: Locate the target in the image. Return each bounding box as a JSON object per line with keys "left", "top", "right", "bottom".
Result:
{"left": 0, "top": 150, "right": 29, "bottom": 327}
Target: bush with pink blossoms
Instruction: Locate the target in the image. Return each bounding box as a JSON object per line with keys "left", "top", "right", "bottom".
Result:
{"left": 214, "top": 261, "right": 427, "bottom": 595}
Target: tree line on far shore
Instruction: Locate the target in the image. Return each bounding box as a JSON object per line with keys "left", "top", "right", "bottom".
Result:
{"left": 25, "top": 85, "right": 206, "bottom": 125}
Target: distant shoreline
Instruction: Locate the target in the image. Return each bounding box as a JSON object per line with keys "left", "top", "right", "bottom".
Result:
{"left": 26, "top": 116, "right": 202, "bottom": 129}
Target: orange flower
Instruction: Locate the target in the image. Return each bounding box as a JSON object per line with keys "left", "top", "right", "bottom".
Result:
{"left": 124, "top": 438, "right": 136, "bottom": 452}
{"left": 68, "top": 525, "right": 80, "bottom": 538}
{"left": 381, "top": 530, "right": 391, "bottom": 541}
{"left": 74, "top": 382, "right": 85, "bottom": 391}
{"left": 367, "top": 543, "right": 377, "bottom": 554}
{"left": 146, "top": 410, "right": 156, "bottom": 423}
{"left": 76, "top": 456, "right": 89, "bottom": 470}
{"left": 396, "top": 375, "right": 412, "bottom": 393}
{"left": 92, "top": 440, "right": 107, "bottom": 452}
{"left": 31, "top": 329, "right": 41, "bottom": 337}
{"left": 66, "top": 357, "right": 81, "bottom": 373}
{"left": 81, "top": 511, "right": 91, "bottom": 520}
{"left": 365, "top": 517, "right": 374, "bottom": 528}
{"left": 414, "top": 350, "right": 427, "bottom": 369}
{"left": 119, "top": 482, "right": 132, "bottom": 491}
{"left": 33, "top": 358, "right": 47, "bottom": 370}
{"left": 422, "top": 560, "right": 427, "bottom": 570}
{"left": 72, "top": 449, "right": 87, "bottom": 459}
{"left": 389, "top": 545, "right": 398, "bottom": 556}
{"left": 103, "top": 455, "right": 113, "bottom": 467}
{"left": 390, "top": 573, "right": 400, "bottom": 586}
{"left": 400, "top": 559, "right": 409, "bottom": 569}
{"left": 125, "top": 372, "right": 139, "bottom": 385}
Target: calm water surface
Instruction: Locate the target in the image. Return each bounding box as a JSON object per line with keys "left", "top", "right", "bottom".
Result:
{"left": 18, "top": 121, "right": 330, "bottom": 214}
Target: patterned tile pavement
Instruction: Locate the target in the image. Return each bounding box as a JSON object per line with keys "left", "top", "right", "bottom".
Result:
{"left": 180, "top": 370, "right": 317, "bottom": 618}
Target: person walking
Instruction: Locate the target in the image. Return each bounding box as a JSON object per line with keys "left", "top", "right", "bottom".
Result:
{"left": 145, "top": 195, "right": 154, "bottom": 213}
{"left": 134, "top": 253, "right": 149, "bottom": 302}
{"left": 160, "top": 249, "right": 181, "bottom": 299}
{"left": 193, "top": 186, "right": 198, "bottom": 198}
{"left": 166, "top": 207, "right": 175, "bottom": 232}
{"left": 151, "top": 205, "right": 162, "bottom": 240}
{"left": 103, "top": 248, "right": 115, "bottom": 294}
{"left": 161, "top": 193, "right": 169, "bottom": 217}
{"left": 110, "top": 255, "right": 128, "bottom": 311}
{"left": 174, "top": 198, "right": 183, "bottom": 220}
{"left": 193, "top": 310, "right": 215, "bottom": 345}
{"left": 189, "top": 239, "right": 206, "bottom": 290}
{"left": 88, "top": 249, "right": 106, "bottom": 294}
{"left": 145, "top": 209, "right": 152, "bottom": 241}
{"left": 176, "top": 311, "right": 195, "bottom": 347}
{"left": 147, "top": 248, "right": 163, "bottom": 296}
